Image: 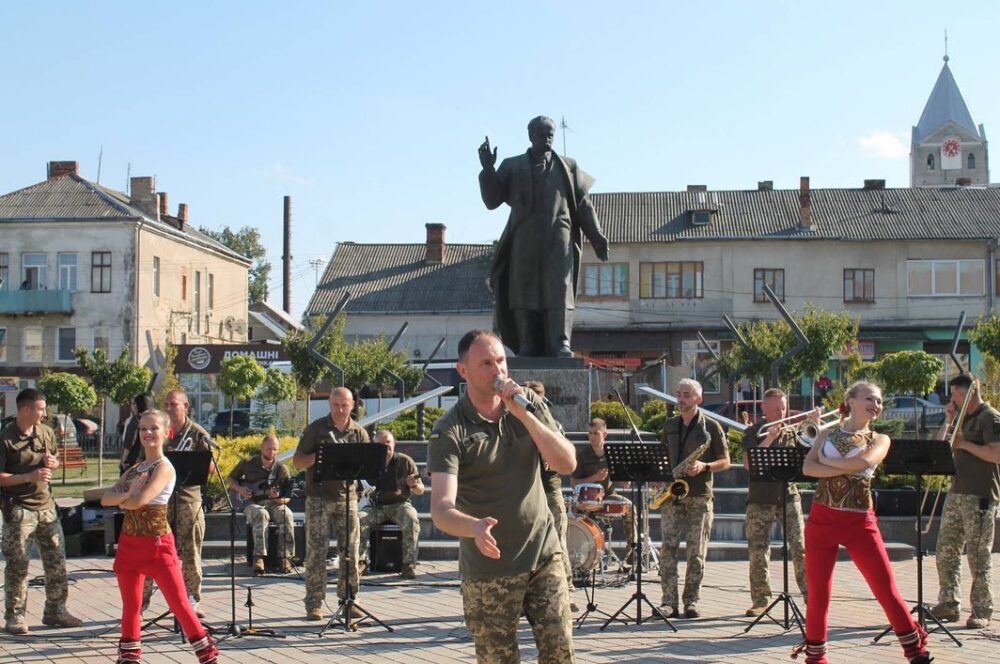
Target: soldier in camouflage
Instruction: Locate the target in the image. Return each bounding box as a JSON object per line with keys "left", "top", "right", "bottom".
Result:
{"left": 294, "top": 387, "right": 370, "bottom": 621}
{"left": 141, "top": 389, "right": 215, "bottom": 619}
{"left": 228, "top": 434, "right": 295, "bottom": 575}
{"left": 429, "top": 331, "right": 577, "bottom": 663}
{"left": 932, "top": 374, "right": 1000, "bottom": 630}
{"left": 658, "top": 378, "right": 730, "bottom": 620}
{"left": 358, "top": 430, "right": 423, "bottom": 579}
{"left": 741, "top": 388, "right": 807, "bottom": 616}
{"left": 0, "top": 388, "right": 82, "bottom": 635}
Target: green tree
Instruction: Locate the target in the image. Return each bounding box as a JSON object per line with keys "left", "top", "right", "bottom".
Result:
{"left": 283, "top": 315, "right": 339, "bottom": 428}
{"left": 876, "top": 351, "right": 944, "bottom": 434}
{"left": 36, "top": 372, "right": 98, "bottom": 483}
{"left": 75, "top": 347, "right": 153, "bottom": 485}
{"left": 199, "top": 225, "right": 271, "bottom": 303}
{"left": 255, "top": 367, "right": 297, "bottom": 431}
{"left": 786, "top": 306, "right": 859, "bottom": 407}
{"left": 969, "top": 314, "right": 1000, "bottom": 362}
{"left": 154, "top": 343, "right": 182, "bottom": 406}
{"left": 217, "top": 355, "right": 267, "bottom": 438}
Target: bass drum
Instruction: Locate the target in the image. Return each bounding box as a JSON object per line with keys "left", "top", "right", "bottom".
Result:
{"left": 566, "top": 516, "right": 605, "bottom": 572}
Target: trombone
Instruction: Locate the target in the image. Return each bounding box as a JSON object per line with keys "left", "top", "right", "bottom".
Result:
{"left": 919, "top": 378, "right": 977, "bottom": 534}
{"left": 758, "top": 409, "right": 841, "bottom": 446}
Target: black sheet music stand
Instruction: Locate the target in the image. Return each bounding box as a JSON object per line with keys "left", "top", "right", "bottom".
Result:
{"left": 143, "top": 450, "right": 214, "bottom": 638}
{"left": 314, "top": 442, "right": 392, "bottom": 636}
{"left": 744, "top": 446, "right": 808, "bottom": 637}
{"left": 599, "top": 442, "right": 677, "bottom": 632}
{"left": 873, "top": 438, "right": 961, "bottom": 647}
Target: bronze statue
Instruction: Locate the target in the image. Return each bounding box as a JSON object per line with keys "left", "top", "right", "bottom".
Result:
{"left": 479, "top": 116, "right": 610, "bottom": 358}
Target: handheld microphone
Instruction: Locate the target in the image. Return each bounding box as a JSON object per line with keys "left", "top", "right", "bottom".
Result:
{"left": 493, "top": 376, "right": 537, "bottom": 414}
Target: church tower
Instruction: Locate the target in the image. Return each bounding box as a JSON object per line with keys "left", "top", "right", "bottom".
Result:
{"left": 910, "top": 56, "right": 989, "bottom": 187}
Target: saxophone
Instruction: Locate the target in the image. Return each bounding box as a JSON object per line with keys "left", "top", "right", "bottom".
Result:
{"left": 649, "top": 441, "right": 711, "bottom": 509}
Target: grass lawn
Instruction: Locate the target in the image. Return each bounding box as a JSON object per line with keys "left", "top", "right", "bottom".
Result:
{"left": 51, "top": 458, "right": 122, "bottom": 501}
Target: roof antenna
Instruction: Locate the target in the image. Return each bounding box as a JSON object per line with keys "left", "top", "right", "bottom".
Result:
{"left": 96, "top": 145, "right": 103, "bottom": 184}
{"left": 560, "top": 116, "right": 570, "bottom": 155}
{"left": 126, "top": 162, "right": 131, "bottom": 194}
{"left": 944, "top": 29, "right": 949, "bottom": 63}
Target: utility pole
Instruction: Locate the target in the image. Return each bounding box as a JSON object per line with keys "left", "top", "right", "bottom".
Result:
{"left": 309, "top": 259, "right": 325, "bottom": 286}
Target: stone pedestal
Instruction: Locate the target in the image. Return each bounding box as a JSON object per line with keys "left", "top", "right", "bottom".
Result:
{"left": 507, "top": 357, "right": 590, "bottom": 432}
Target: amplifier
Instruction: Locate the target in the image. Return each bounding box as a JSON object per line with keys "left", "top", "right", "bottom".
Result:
{"left": 246, "top": 523, "right": 305, "bottom": 568}
{"left": 370, "top": 524, "right": 403, "bottom": 573}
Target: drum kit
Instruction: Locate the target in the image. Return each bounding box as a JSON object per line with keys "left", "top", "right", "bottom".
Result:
{"left": 566, "top": 483, "right": 644, "bottom": 584}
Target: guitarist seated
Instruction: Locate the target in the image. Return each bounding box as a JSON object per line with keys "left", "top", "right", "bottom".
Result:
{"left": 228, "top": 434, "right": 295, "bottom": 575}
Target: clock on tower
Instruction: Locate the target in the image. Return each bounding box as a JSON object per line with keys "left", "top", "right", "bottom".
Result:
{"left": 943, "top": 138, "right": 961, "bottom": 158}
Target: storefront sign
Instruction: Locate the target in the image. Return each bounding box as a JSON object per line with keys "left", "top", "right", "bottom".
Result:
{"left": 174, "top": 344, "right": 289, "bottom": 373}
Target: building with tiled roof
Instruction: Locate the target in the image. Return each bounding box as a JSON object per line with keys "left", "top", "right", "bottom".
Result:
{"left": 0, "top": 160, "right": 252, "bottom": 416}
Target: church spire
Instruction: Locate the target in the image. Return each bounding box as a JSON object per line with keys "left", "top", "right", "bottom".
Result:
{"left": 913, "top": 55, "right": 979, "bottom": 143}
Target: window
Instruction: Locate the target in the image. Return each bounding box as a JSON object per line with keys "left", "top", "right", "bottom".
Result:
{"left": 681, "top": 339, "right": 720, "bottom": 394}
{"left": 181, "top": 271, "right": 188, "bottom": 301}
{"left": 0, "top": 253, "right": 8, "bottom": 290}
{"left": 0, "top": 328, "right": 6, "bottom": 363}
{"left": 907, "top": 259, "right": 984, "bottom": 296}
{"left": 583, "top": 263, "right": 628, "bottom": 297}
{"left": 22, "top": 253, "right": 47, "bottom": 290}
{"left": 927, "top": 153, "right": 935, "bottom": 170}
{"left": 753, "top": 269, "right": 785, "bottom": 302}
{"left": 152, "top": 256, "right": 160, "bottom": 297}
{"left": 57, "top": 328, "right": 76, "bottom": 362}
{"left": 93, "top": 327, "right": 109, "bottom": 353}
{"left": 91, "top": 251, "right": 111, "bottom": 293}
{"left": 208, "top": 273, "right": 215, "bottom": 308}
{"left": 844, "top": 269, "right": 875, "bottom": 302}
{"left": 58, "top": 253, "right": 77, "bottom": 291}
{"left": 968, "top": 153, "right": 976, "bottom": 170}
{"left": 639, "top": 262, "right": 703, "bottom": 299}
{"left": 22, "top": 327, "right": 42, "bottom": 363}
{"left": 194, "top": 271, "right": 202, "bottom": 333}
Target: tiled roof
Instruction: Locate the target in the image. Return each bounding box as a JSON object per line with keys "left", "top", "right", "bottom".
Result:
{"left": 0, "top": 174, "right": 250, "bottom": 264}
{"left": 591, "top": 186, "right": 1000, "bottom": 243}
{"left": 914, "top": 61, "right": 981, "bottom": 142}
{"left": 305, "top": 243, "right": 494, "bottom": 315}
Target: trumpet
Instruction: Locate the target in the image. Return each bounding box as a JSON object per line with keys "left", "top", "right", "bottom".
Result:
{"left": 919, "top": 377, "right": 977, "bottom": 534}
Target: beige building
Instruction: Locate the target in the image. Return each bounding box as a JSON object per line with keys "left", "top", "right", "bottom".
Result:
{"left": 0, "top": 161, "right": 251, "bottom": 418}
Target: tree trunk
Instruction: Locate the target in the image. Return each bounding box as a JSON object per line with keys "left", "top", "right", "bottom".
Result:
{"left": 229, "top": 397, "right": 235, "bottom": 439}
{"left": 97, "top": 397, "right": 106, "bottom": 487}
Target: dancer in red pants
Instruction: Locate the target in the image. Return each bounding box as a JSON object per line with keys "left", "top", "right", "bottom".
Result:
{"left": 103, "top": 409, "right": 218, "bottom": 664}
{"left": 799, "top": 381, "right": 931, "bottom": 664}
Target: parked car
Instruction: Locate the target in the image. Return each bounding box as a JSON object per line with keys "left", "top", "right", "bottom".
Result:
{"left": 211, "top": 409, "right": 252, "bottom": 437}
{"left": 882, "top": 396, "right": 946, "bottom": 427}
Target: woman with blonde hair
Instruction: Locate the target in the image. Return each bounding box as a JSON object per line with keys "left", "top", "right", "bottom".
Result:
{"left": 798, "top": 381, "right": 931, "bottom": 664}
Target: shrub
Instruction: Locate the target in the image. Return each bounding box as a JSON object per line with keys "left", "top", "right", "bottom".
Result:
{"left": 380, "top": 406, "right": 446, "bottom": 441}
{"left": 203, "top": 435, "right": 299, "bottom": 506}
{"left": 590, "top": 400, "right": 642, "bottom": 430}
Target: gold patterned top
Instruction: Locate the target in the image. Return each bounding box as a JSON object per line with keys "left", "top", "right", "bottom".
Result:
{"left": 813, "top": 429, "right": 875, "bottom": 512}
{"left": 123, "top": 504, "right": 170, "bottom": 537}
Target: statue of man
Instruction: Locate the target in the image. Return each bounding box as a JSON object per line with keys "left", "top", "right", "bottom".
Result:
{"left": 479, "top": 116, "right": 610, "bottom": 358}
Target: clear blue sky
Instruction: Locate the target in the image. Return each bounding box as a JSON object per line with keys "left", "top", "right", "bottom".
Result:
{"left": 2, "top": 1, "right": 996, "bottom": 321}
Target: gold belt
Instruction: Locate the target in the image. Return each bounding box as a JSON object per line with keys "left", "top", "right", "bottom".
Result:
{"left": 122, "top": 505, "right": 171, "bottom": 537}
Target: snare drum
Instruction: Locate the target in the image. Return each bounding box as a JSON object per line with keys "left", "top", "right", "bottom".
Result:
{"left": 566, "top": 515, "right": 605, "bottom": 572}
{"left": 596, "top": 496, "right": 630, "bottom": 518}
{"left": 573, "top": 483, "right": 605, "bottom": 512}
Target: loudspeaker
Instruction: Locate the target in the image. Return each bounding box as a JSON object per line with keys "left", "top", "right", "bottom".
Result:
{"left": 58, "top": 503, "right": 83, "bottom": 536}
{"left": 370, "top": 524, "right": 403, "bottom": 573}
{"left": 247, "top": 522, "right": 304, "bottom": 568}
{"left": 105, "top": 511, "right": 125, "bottom": 556}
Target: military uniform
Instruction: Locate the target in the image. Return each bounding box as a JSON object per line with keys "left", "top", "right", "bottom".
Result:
{"left": 228, "top": 454, "right": 295, "bottom": 560}
{"left": 297, "top": 415, "right": 369, "bottom": 609}
{"left": 541, "top": 463, "right": 573, "bottom": 585}
{"left": 429, "top": 391, "right": 574, "bottom": 663}
{"left": 570, "top": 444, "right": 636, "bottom": 546}
{"left": 742, "top": 419, "right": 807, "bottom": 609}
{"left": 142, "top": 418, "right": 213, "bottom": 608}
{"left": 0, "top": 421, "right": 72, "bottom": 623}
{"left": 935, "top": 402, "right": 1000, "bottom": 623}
{"left": 658, "top": 411, "right": 727, "bottom": 610}
{"left": 358, "top": 451, "right": 421, "bottom": 567}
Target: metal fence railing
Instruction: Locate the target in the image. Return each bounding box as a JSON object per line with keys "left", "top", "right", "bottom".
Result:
{"left": 78, "top": 433, "right": 122, "bottom": 457}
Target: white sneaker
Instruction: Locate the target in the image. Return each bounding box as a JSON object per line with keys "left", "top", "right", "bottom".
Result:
{"left": 189, "top": 597, "right": 205, "bottom": 619}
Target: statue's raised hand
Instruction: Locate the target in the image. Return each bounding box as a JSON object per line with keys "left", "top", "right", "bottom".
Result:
{"left": 479, "top": 135, "right": 498, "bottom": 169}
{"left": 593, "top": 233, "right": 610, "bottom": 261}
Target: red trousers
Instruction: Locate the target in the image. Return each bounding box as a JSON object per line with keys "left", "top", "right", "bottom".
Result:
{"left": 114, "top": 532, "right": 206, "bottom": 642}
{"left": 804, "top": 503, "right": 917, "bottom": 643}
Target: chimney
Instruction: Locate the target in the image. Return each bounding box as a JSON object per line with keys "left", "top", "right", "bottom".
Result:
{"left": 425, "top": 223, "right": 446, "bottom": 264}
{"left": 956, "top": 177, "right": 972, "bottom": 186}
{"left": 863, "top": 179, "right": 885, "bottom": 190}
{"left": 757, "top": 180, "right": 773, "bottom": 191}
{"left": 129, "top": 176, "right": 160, "bottom": 220}
{"left": 798, "top": 176, "right": 813, "bottom": 230}
{"left": 283, "top": 196, "right": 292, "bottom": 315}
{"left": 686, "top": 184, "right": 708, "bottom": 192}
{"left": 47, "top": 161, "right": 79, "bottom": 180}
{"left": 158, "top": 191, "right": 169, "bottom": 216}
{"left": 177, "top": 203, "right": 188, "bottom": 231}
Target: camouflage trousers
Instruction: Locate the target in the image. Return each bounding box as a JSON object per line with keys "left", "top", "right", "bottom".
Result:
{"left": 545, "top": 490, "right": 573, "bottom": 585}
{"left": 2, "top": 505, "right": 69, "bottom": 620}
{"left": 460, "top": 553, "right": 574, "bottom": 664}
{"left": 358, "top": 501, "right": 420, "bottom": 566}
{"left": 143, "top": 501, "right": 205, "bottom": 605}
{"left": 304, "top": 495, "right": 359, "bottom": 608}
{"left": 659, "top": 495, "right": 713, "bottom": 607}
{"left": 746, "top": 498, "right": 807, "bottom": 607}
{"left": 245, "top": 501, "right": 295, "bottom": 559}
{"left": 935, "top": 492, "right": 997, "bottom": 619}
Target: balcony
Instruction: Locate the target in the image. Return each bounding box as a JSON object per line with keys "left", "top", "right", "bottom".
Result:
{"left": 0, "top": 289, "right": 74, "bottom": 315}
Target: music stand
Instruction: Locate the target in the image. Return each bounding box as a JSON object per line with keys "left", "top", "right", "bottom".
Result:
{"left": 743, "top": 446, "right": 808, "bottom": 637}
{"left": 143, "top": 450, "right": 213, "bottom": 638}
{"left": 873, "top": 439, "right": 961, "bottom": 647}
{"left": 314, "top": 442, "right": 393, "bottom": 636}
{"left": 599, "top": 442, "right": 677, "bottom": 632}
